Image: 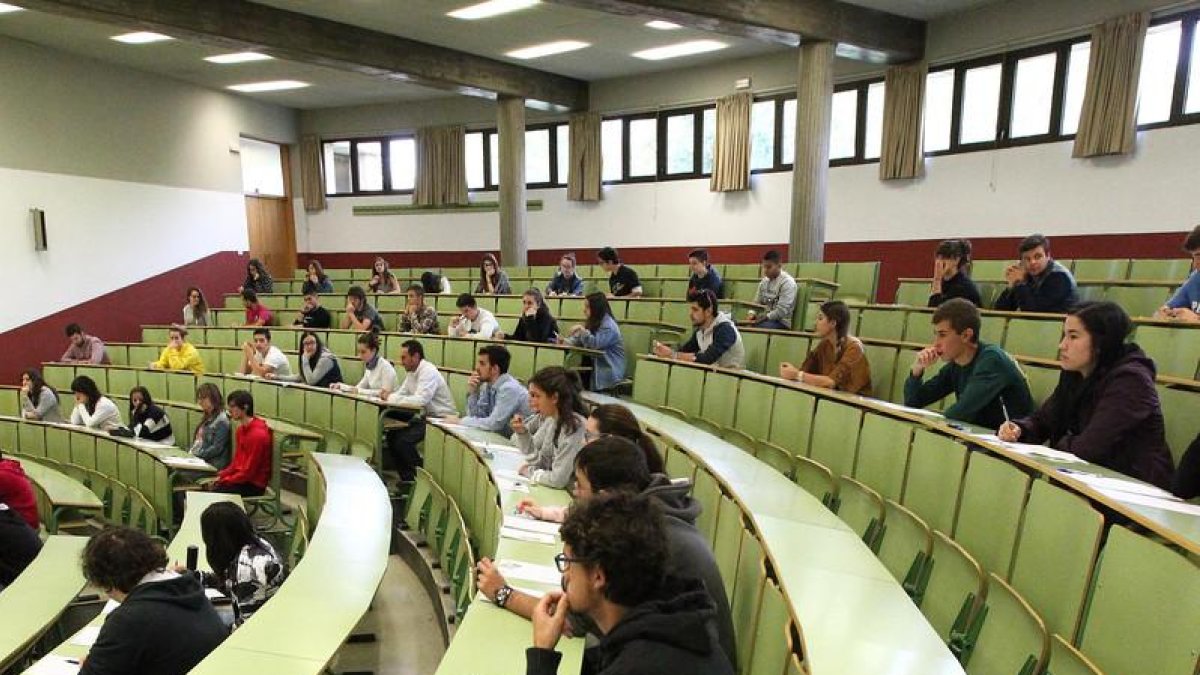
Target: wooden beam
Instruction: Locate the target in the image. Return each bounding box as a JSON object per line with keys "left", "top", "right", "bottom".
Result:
{"left": 544, "top": 0, "right": 925, "bottom": 64}
{"left": 17, "top": 0, "right": 589, "bottom": 110}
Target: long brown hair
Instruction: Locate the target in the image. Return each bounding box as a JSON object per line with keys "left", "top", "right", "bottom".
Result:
{"left": 529, "top": 367, "right": 585, "bottom": 439}
{"left": 195, "top": 383, "right": 224, "bottom": 422}
{"left": 589, "top": 404, "right": 664, "bottom": 474}
{"left": 479, "top": 253, "right": 503, "bottom": 291}
{"left": 583, "top": 292, "right": 613, "bottom": 333}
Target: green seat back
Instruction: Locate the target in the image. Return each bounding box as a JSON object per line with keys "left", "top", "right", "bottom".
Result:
{"left": 664, "top": 363, "right": 705, "bottom": 418}
{"left": 632, "top": 358, "right": 669, "bottom": 407}
{"left": 861, "top": 343, "right": 899, "bottom": 406}
{"left": 1004, "top": 318, "right": 1062, "bottom": 360}
{"left": 967, "top": 574, "right": 1048, "bottom": 675}
{"left": 854, "top": 414, "right": 913, "bottom": 501}
{"left": 1158, "top": 383, "right": 1200, "bottom": 469}
{"left": 895, "top": 280, "right": 930, "bottom": 306}
{"left": 740, "top": 330, "right": 769, "bottom": 374}
{"left": 834, "top": 262, "right": 879, "bottom": 303}
{"left": 700, "top": 372, "right": 739, "bottom": 431}
{"left": 1128, "top": 258, "right": 1194, "bottom": 281}
{"left": 954, "top": 452, "right": 1031, "bottom": 577}
{"left": 764, "top": 333, "right": 810, "bottom": 376}
{"left": 857, "top": 308, "right": 906, "bottom": 341}
{"left": 691, "top": 468, "right": 721, "bottom": 544}
{"left": 1135, "top": 324, "right": 1200, "bottom": 380}
{"left": 1021, "top": 361, "right": 1060, "bottom": 407}
{"left": 712, "top": 497, "right": 744, "bottom": 599}
{"left": 747, "top": 578, "right": 791, "bottom": 675}
{"left": 1046, "top": 635, "right": 1103, "bottom": 675}
{"left": 835, "top": 475, "right": 884, "bottom": 550}
{"left": 768, "top": 387, "right": 816, "bottom": 459}
{"left": 733, "top": 379, "right": 775, "bottom": 443}
{"left": 1103, "top": 284, "right": 1170, "bottom": 318}
{"left": 1071, "top": 259, "right": 1129, "bottom": 281}
{"left": 923, "top": 531, "right": 985, "bottom": 645}
{"left": 809, "top": 400, "right": 862, "bottom": 477}
{"left": 878, "top": 499, "right": 933, "bottom": 599}
{"left": 731, "top": 534, "right": 764, "bottom": 675}
{"left": 902, "top": 430, "right": 967, "bottom": 533}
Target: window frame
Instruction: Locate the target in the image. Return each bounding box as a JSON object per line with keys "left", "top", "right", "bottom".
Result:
{"left": 321, "top": 135, "right": 414, "bottom": 197}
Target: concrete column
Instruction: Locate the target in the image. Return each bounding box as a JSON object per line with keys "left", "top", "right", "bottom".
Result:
{"left": 497, "top": 95, "right": 528, "bottom": 266}
{"left": 789, "top": 41, "right": 835, "bottom": 262}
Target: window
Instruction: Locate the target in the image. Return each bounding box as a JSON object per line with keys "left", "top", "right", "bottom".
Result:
{"left": 925, "top": 69, "right": 955, "bottom": 152}
{"left": 864, "top": 82, "right": 886, "bottom": 159}
{"left": 701, "top": 108, "right": 716, "bottom": 174}
{"left": 628, "top": 117, "right": 657, "bottom": 178}
{"left": 1061, "top": 41, "right": 1091, "bottom": 135}
{"left": 960, "top": 62, "right": 1002, "bottom": 144}
{"left": 601, "top": 118, "right": 622, "bottom": 182}
{"left": 780, "top": 98, "right": 796, "bottom": 165}
{"left": 355, "top": 141, "right": 384, "bottom": 191}
{"left": 489, "top": 132, "right": 500, "bottom": 187}
{"left": 665, "top": 113, "right": 696, "bottom": 175}
{"left": 750, "top": 99, "right": 776, "bottom": 170}
{"left": 240, "top": 138, "right": 285, "bottom": 197}
{"left": 1187, "top": 22, "right": 1200, "bottom": 114}
{"left": 556, "top": 124, "right": 569, "bottom": 185}
{"left": 1138, "top": 20, "right": 1183, "bottom": 125}
{"left": 388, "top": 138, "right": 415, "bottom": 191}
{"left": 1010, "top": 51, "right": 1059, "bottom": 138}
{"left": 830, "top": 89, "right": 858, "bottom": 160}
{"left": 526, "top": 128, "right": 552, "bottom": 185}
{"left": 465, "top": 131, "right": 485, "bottom": 189}
{"left": 323, "top": 141, "right": 352, "bottom": 194}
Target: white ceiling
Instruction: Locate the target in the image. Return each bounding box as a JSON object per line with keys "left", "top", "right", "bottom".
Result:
{"left": 845, "top": 0, "right": 1002, "bottom": 20}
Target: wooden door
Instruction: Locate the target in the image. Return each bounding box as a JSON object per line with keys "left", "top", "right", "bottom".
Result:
{"left": 244, "top": 143, "right": 297, "bottom": 279}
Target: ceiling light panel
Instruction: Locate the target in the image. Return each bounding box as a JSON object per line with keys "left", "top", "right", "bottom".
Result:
{"left": 205, "top": 52, "right": 274, "bottom": 64}
{"left": 645, "top": 20, "right": 681, "bottom": 30}
{"left": 506, "top": 40, "right": 589, "bottom": 59}
{"left": 632, "top": 39, "right": 727, "bottom": 61}
{"left": 448, "top": 0, "right": 538, "bottom": 20}
{"left": 111, "top": 31, "right": 174, "bottom": 44}
{"left": 0, "top": 3, "right": 25, "bottom": 14}
{"left": 227, "top": 80, "right": 310, "bottom": 93}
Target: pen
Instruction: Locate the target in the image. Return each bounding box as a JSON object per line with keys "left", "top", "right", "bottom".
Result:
{"left": 1000, "top": 396, "right": 1010, "bottom": 423}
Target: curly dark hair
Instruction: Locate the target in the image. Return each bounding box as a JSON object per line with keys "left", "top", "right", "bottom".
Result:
{"left": 81, "top": 526, "right": 168, "bottom": 594}
{"left": 559, "top": 492, "right": 668, "bottom": 607}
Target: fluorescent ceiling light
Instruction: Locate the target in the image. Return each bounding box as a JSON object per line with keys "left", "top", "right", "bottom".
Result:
{"left": 111, "top": 31, "right": 174, "bottom": 44}
{"left": 632, "top": 39, "right": 727, "bottom": 61}
{"left": 448, "top": 0, "right": 537, "bottom": 20}
{"left": 227, "top": 80, "right": 310, "bottom": 93}
{"left": 506, "top": 40, "right": 589, "bottom": 60}
{"left": 0, "top": 3, "right": 25, "bottom": 14}
{"left": 645, "top": 20, "right": 681, "bottom": 30}
{"left": 205, "top": 52, "right": 274, "bottom": 64}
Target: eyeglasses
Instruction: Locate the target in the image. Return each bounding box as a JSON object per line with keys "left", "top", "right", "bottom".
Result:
{"left": 554, "top": 553, "right": 589, "bottom": 572}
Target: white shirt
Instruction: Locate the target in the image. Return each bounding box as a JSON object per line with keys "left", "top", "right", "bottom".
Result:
{"left": 70, "top": 396, "right": 123, "bottom": 431}
{"left": 450, "top": 308, "right": 499, "bottom": 338}
{"left": 254, "top": 346, "right": 292, "bottom": 377}
{"left": 387, "top": 359, "right": 458, "bottom": 417}
{"left": 353, "top": 356, "right": 399, "bottom": 397}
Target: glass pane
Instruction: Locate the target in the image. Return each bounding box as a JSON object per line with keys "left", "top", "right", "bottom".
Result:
{"left": 1061, "top": 41, "right": 1091, "bottom": 135}
{"left": 924, "top": 70, "right": 954, "bottom": 152}
{"left": 556, "top": 125, "right": 569, "bottom": 185}
{"left": 601, "top": 119, "right": 622, "bottom": 182}
{"left": 465, "top": 132, "right": 484, "bottom": 189}
{"left": 781, "top": 98, "right": 796, "bottom": 165}
{"left": 356, "top": 141, "right": 383, "bottom": 191}
{"left": 864, "top": 82, "right": 886, "bottom": 159}
{"left": 665, "top": 114, "right": 695, "bottom": 174}
{"left": 830, "top": 89, "right": 858, "bottom": 160}
{"left": 1010, "top": 52, "right": 1058, "bottom": 138}
{"left": 960, "top": 62, "right": 1002, "bottom": 144}
{"left": 525, "top": 128, "right": 551, "bottom": 184}
{"left": 701, "top": 108, "right": 715, "bottom": 174}
{"left": 323, "top": 141, "right": 351, "bottom": 194}
{"left": 388, "top": 138, "right": 415, "bottom": 191}
{"left": 1187, "top": 25, "right": 1200, "bottom": 114}
{"left": 628, "top": 118, "right": 657, "bottom": 177}
{"left": 1137, "top": 21, "right": 1182, "bottom": 125}
{"left": 489, "top": 133, "right": 499, "bottom": 186}
{"left": 750, "top": 99, "right": 775, "bottom": 170}
{"left": 240, "top": 138, "right": 284, "bottom": 197}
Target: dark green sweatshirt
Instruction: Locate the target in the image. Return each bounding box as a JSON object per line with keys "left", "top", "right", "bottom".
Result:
{"left": 903, "top": 342, "right": 1034, "bottom": 429}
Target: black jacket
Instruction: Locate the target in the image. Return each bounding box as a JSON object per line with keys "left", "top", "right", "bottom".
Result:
{"left": 994, "top": 259, "right": 1078, "bottom": 313}
{"left": 80, "top": 574, "right": 227, "bottom": 675}
{"left": 928, "top": 272, "right": 982, "bottom": 308}
{"left": 0, "top": 504, "right": 41, "bottom": 587}
{"left": 512, "top": 309, "right": 560, "bottom": 344}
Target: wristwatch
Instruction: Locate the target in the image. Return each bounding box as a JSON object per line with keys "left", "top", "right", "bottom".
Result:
{"left": 494, "top": 585, "right": 514, "bottom": 608}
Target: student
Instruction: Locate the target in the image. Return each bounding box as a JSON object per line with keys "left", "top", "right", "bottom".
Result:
{"left": 0, "top": 502, "right": 41, "bottom": 589}
{"left": 745, "top": 250, "right": 797, "bottom": 329}
{"left": 449, "top": 293, "right": 500, "bottom": 338}
{"left": 564, "top": 292, "right": 627, "bottom": 391}
{"left": 342, "top": 285, "right": 385, "bottom": 332}
{"left": 475, "top": 253, "right": 512, "bottom": 295}
{"left": 779, "top": 300, "right": 872, "bottom": 395}
{"left": 506, "top": 288, "right": 559, "bottom": 343}
{"left": 183, "top": 287, "right": 211, "bottom": 327}
{"left": 514, "top": 367, "right": 588, "bottom": 488}
{"left": 0, "top": 450, "right": 39, "bottom": 530}
{"left": 240, "top": 258, "right": 274, "bottom": 294}
{"left": 585, "top": 403, "right": 665, "bottom": 474}
{"left": 686, "top": 248, "right": 722, "bottom": 300}
{"left": 523, "top": 492, "right": 733, "bottom": 675}
{"left": 20, "top": 368, "right": 63, "bottom": 423}
{"left": 61, "top": 323, "right": 111, "bottom": 364}
{"left": 334, "top": 332, "right": 398, "bottom": 398}
{"left": 904, "top": 298, "right": 1034, "bottom": 429}
{"left": 383, "top": 340, "right": 458, "bottom": 480}
{"left": 189, "top": 502, "right": 287, "bottom": 627}
{"left": 443, "top": 345, "right": 531, "bottom": 437}
{"left": 241, "top": 328, "right": 292, "bottom": 378}
{"left": 77, "top": 526, "right": 227, "bottom": 675}
{"left": 1155, "top": 224, "right": 1200, "bottom": 323}
{"left": 994, "top": 234, "right": 1078, "bottom": 313}
{"left": 398, "top": 283, "right": 440, "bottom": 334}
{"left": 69, "top": 376, "right": 124, "bottom": 432}
{"left": 301, "top": 260, "right": 334, "bottom": 295}
{"left": 546, "top": 253, "right": 585, "bottom": 297}
{"left": 928, "top": 239, "right": 982, "bottom": 307}
{"left": 421, "top": 270, "right": 453, "bottom": 295}
{"left": 653, "top": 290, "right": 745, "bottom": 369}
{"left": 241, "top": 289, "right": 273, "bottom": 327}
{"left": 292, "top": 291, "right": 333, "bottom": 329}
{"left": 208, "top": 390, "right": 272, "bottom": 497}
{"left": 999, "top": 302, "right": 1175, "bottom": 489}
{"left": 275, "top": 331, "right": 343, "bottom": 388}
{"left": 129, "top": 387, "right": 175, "bottom": 445}
{"left": 369, "top": 256, "right": 400, "bottom": 294}
{"left": 189, "top": 384, "right": 231, "bottom": 470}
{"left": 598, "top": 246, "right": 643, "bottom": 297}
{"left": 150, "top": 326, "right": 204, "bottom": 374}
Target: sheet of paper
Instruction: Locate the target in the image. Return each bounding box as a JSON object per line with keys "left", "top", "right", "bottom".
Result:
{"left": 502, "top": 514, "right": 562, "bottom": 537}
{"left": 496, "top": 560, "right": 562, "bottom": 586}
{"left": 204, "top": 588, "right": 227, "bottom": 600}
{"left": 500, "top": 526, "right": 555, "bottom": 544}
{"left": 493, "top": 469, "right": 527, "bottom": 484}
{"left": 162, "top": 456, "right": 210, "bottom": 468}
{"left": 69, "top": 625, "right": 102, "bottom": 647}
{"left": 432, "top": 420, "right": 469, "bottom": 430}
{"left": 24, "top": 656, "right": 82, "bottom": 675}
{"left": 971, "top": 435, "right": 1087, "bottom": 464}
{"left": 101, "top": 599, "right": 119, "bottom": 615}
{"left": 496, "top": 478, "right": 530, "bottom": 494}
{"left": 1059, "top": 469, "right": 1180, "bottom": 500}
{"left": 1100, "top": 490, "right": 1200, "bottom": 516}
{"left": 870, "top": 398, "right": 945, "bottom": 418}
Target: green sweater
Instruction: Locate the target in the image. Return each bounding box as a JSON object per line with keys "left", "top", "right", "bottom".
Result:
{"left": 903, "top": 343, "right": 1034, "bottom": 429}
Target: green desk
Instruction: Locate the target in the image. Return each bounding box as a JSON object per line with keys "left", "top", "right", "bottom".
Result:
{"left": 14, "top": 458, "right": 103, "bottom": 532}
{"left": 0, "top": 536, "right": 88, "bottom": 671}
{"left": 166, "top": 492, "right": 243, "bottom": 573}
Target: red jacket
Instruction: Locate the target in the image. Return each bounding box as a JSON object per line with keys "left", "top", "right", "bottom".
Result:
{"left": 0, "top": 458, "right": 39, "bottom": 530}
{"left": 216, "top": 417, "right": 273, "bottom": 490}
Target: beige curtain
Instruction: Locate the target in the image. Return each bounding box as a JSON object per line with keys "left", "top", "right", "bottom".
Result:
{"left": 1073, "top": 12, "right": 1149, "bottom": 158}
{"left": 567, "top": 112, "right": 602, "bottom": 201}
{"left": 879, "top": 62, "right": 927, "bottom": 180}
{"left": 414, "top": 125, "right": 468, "bottom": 207}
{"left": 710, "top": 91, "right": 752, "bottom": 192}
{"left": 299, "top": 134, "right": 326, "bottom": 212}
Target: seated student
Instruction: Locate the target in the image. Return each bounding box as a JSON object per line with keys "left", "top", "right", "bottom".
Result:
{"left": 904, "top": 298, "right": 1034, "bottom": 429}
{"left": 398, "top": 283, "right": 440, "bottom": 334}
{"left": 597, "top": 246, "right": 643, "bottom": 298}
{"left": 383, "top": 340, "right": 458, "bottom": 480}
{"left": 514, "top": 367, "right": 588, "bottom": 488}
{"left": 564, "top": 292, "right": 627, "bottom": 391}
{"left": 0, "top": 502, "right": 41, "bottom": 589}
{"left": 779, "top": 300, "right": 872, "bottom": 395}
{"left": 189, "top": 384, "right": 231, "bottom": 470}
{"left": 745, "top": 250, "right": 797, "bottom": 329}
{"left": 369, "top": 256, "right": 400, "bottom": 294}
{"left": 653, "top": 290, "right": 745, "bottom": 369}
{"left": 449, "top": 293, "right": 500, "bottom": 338}
{"left": 69, "top": 376, "right": 124, "bottom": 432}
{"left": 504, "top": 288, "right": 559, "bottom": 343}
{"left": 21, "top": 368, "right": 63, "bottom": 423}
{"left": 61, "top": 323, "right": 111, "bottom": 364}
{"left": 994, "top": 234, "right": 1078, "bottom": 313}
{"left": 928, "top": 239, "right": 982, "bottom": 307}
{"left": 0, "top": 449, "right": 39, "bottom": 530}
{"left": 186, "top": 502, "right": 287, "bottom": 627}
{"left": 523, "top": 492, "right": 733, "bottom": 675}
{"left": 342, "top": 285, "right": 386, "bottom": 332}
{"left": 586, "top": 403, "right": 665, "bottom": 474}
{"left": 275, "top": 331, "right": 342, "bottom": 388}
{"left": 241, "top": 328, "right": 292, "bottom": 378}
{"left": 421, "top": 270, "right": 453, "bottom": 295}
{"left": 1155, "top": 224, "right": 1200, "bottom": 323}
{"left": 1000, "top": 301, "right": 1175, "bottom": 489}
{"left": 301, "top": 260, "right": 334, "bottom": 295}
{"left": 1172, "top": 433, "right": 1200, "bottom": 499}
{"left": 183, "top": 287, "right": 211, "bottom": 327}
{"left": 239, "top": 258, "right": 273, "bottom": 294}
{"left": 443, "top": 344, "right": 531, "bottom": 437}
{"left": 150, "top": 326, "right": 204, "bottom": 374}
{"left": 292, "top": 291, "right": 333, "bottom": 329}
{"left": 241, "top": 289, "right": 273, "bottom": 327}
{"left": 334, "top": 332, "right": 398, "bottom": 398}
{"left": 545, "top": 253, "right": 585, "bottom": 297}
{"left": 207, "top": 390, "right": 272, "bottom": 497}
{"left": 475, "top": 253, "right": 512, "bottom": 295}
{"left": 77, "top": 526, "right": 227, "bottom": 675}
{"left": 686, "top": 248, "right": 722, "bottom": 300}
{"left": 129, "top": 387, "right": 175, "bottom": 446}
